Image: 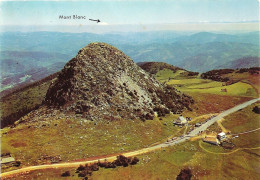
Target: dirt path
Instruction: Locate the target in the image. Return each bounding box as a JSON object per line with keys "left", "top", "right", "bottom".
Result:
{"left": 190, "top": 113, "right": 217, "bottom": 123}
{"left": 199, "top": 140, "right": 260, "bottom": 155}
{"left": 241, "top": 80, "right": 259, "bottom": 95}
{"left": 231, "top": 128, "right": 260, "bottom": 136}
{"left": 217, "top": 118, "right": 230, "bottom": 133}
{"left": 1, "top": 98, "right": 259, "bottom": 179}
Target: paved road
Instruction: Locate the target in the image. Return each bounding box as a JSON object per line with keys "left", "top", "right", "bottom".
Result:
{"left": 1, "top": 98, "right": 259, "bottom": 179}
{"left": 164, "top": 97, "right": 260, "bottom": 146}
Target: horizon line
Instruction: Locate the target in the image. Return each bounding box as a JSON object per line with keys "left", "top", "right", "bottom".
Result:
{"left": 1, "top": 21, "right": 260, "bottom": 26}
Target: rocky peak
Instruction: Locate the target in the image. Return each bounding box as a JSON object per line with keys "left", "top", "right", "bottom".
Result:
{"left": 44, "top": 43, "right": 193, "bottom": 121}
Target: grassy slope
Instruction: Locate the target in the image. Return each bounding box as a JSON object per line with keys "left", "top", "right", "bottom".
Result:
{"left": 0, "top": 80, "right": 52, "bottom": 118}
{"left": 0, "top": 73, "right": 58, "bottom": 127}
{"left": 155, "top": 69, "right": 192, "bottom": 82}
{"left": 181, "top": 81, "right": 257, "bottom": 97}
{"left": 222, "top": 71, "right": 260, "bottom": 93}
{"left": 154, "top": 66, "right": 259, "bottom": 98}
{"left": 8, "top": 102, "right": 260, "bottom": 180}
{"left": 21, "top": 104, "right": 258, "bottom": 180}
{"left": 1, "top": 111, "right": 185, "bottom": 172}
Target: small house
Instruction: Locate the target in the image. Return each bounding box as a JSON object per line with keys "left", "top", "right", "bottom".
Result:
{"left": 1, "top": 156, "right": 15, "bottom": 164}
{"left": 202, "top": 137, "right": 220, "bottom": 145}
{"left": 173, "top": 116, "right": 187, "bottom": 126}
{"left": 217, "top": 132, "right": 226, "bottom": 140}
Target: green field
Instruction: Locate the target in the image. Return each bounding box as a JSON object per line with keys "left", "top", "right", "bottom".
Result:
{"left": 8, "top": 133, "right": 260, "bottom": 180}
{"left": 2, "top": 100, "right": 259, "bottom": 179}
{"left": 0, "top": 76, "right": 56, "bottom": 125}
{"left": 167, "top": 77, "right": 258, "bottom": 98}
{"left": 155, "top": 69, "right": 188, "bottom": 82}
{"left": 1, "top": 112, "right": 184, "bottom": 172}
{"left": 89, "top": 102, "right": 260, "bottom": 180}
{"left": 154, "top": 67, "right": 259, "bottom": 98}
{"left": 181, "top": 82, "right": 257, "bottom": 97}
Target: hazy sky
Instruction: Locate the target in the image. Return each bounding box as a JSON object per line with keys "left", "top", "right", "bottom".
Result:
{"left": 0, "top": 0, "right": 259, "bottom": 32}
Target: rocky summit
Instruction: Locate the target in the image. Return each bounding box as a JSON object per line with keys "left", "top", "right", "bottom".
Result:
{"left": 44, "top": 43, "right": 193, "bottom": 121}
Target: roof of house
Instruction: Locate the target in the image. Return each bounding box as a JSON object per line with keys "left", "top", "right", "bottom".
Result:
{"left": 218, "top": 132, "right": 226, "bottom": 136}
{"left": 1, "top": 157, "right": 15, "bottom": 164}
{"left": 202, "top": 137, "right": 219, "bottom": 144}
{"left": 178, "top": 116, "right": 187, "bottom": 123}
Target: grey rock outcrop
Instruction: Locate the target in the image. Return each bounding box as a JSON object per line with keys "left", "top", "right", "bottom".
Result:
{"left": 44, "top": 43, "right": 193, "bottom": 121}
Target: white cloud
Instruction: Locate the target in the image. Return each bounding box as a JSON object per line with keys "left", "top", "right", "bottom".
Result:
{"left": 98, "top": 22, "right": 109, "bottom": 25}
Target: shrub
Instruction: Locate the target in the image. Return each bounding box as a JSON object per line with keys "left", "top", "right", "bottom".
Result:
{"left": 105, "top": 162, "right": 117, "bottom": 168}
{"left": 78, "top": 171, "right": 87, "bottom": 177}
{"left": 130, "top": 157, "right": 139, "bottom": 165}
{"left": 77, "top": 165, "right": 85, "bottom": 171}
{"left": 252, "top": 106, "right": 260, "bottom": 114}
{"left": 90, "top": 163, "right": 99, "bottom": 171}
{"left": 61, "top": 171, "right": 70, "bottom": 177}
{"left": 76, "top": 155, "right": 139, "bottom": 177}
{"left": 114, "top": 155, "right": 131, "bottom": 167}
{"left": 176, "top": 168, "right": 192, "bottom": 180}
{"left": 187, "top": 72, "right": 199, "bottom": 76}
{"left": 201, "top": 69, "right": 234, "bottom": 82}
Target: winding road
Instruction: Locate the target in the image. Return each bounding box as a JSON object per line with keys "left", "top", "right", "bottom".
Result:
{"left": 1, "top": 98, "right": 259, "bottom": 179}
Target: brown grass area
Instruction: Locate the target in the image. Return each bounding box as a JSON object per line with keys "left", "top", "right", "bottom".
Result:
{"left": 10, "top": 142, "right": 27, "bottom": 148}
{"left": 185, "top": 92, "right": 253, "bottom": 115}
{"left": 216, "top": 118, "right": 231, "bottom": 134}
{"left": 221, "top": 102, "right": 260, "bottom": 134}
{"left": 1, "top": 112, "right": 181, "bottom": 172}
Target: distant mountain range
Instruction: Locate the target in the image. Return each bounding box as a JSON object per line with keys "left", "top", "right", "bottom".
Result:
{"left": 0, "top": 31, "right": 259, "bottom": 92}
{"left": 218, "top": 56, "right": 259, "bottom": 69}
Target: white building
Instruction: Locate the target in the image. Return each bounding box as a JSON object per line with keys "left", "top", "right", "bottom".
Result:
{"left": 202, "top": 137, "right": 220, "bottom": 145}
{"left": 217, "top": 132, "right": 226, "bottom": 140}
{"left": 173, "top": 116, "right": 187, "bottom": 125}
{"left": 1, "top": 157, "right": 15, "bottom": 164}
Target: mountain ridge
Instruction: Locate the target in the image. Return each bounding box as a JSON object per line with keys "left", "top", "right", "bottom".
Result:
{"left": 43, "top": 42, "right": 193, "bottom": 122}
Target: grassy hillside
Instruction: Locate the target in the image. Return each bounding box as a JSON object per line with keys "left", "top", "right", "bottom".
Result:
{"left": 138, "top": 62, "right": 199, "bottom": 82}
{"left": 200, "top": 68, "right": 260, "bottom": 94}
{"left": 6, "top": 102, "right": 259, "bottom": 180}
{"left": 137, "top": 62, "right": 183, "bottom": 74}
{"left": 1, "top": 113, "right": 181, "bottom": 169}
{"left": 153, "top": 67, "right": 260, "bottom": 98}
{"left": 1, "top": 88, "right": 252, "bottom": 175}
{"left": 0, "top": 73, "right": 58, "bottom": 128}
{"left": 180, "top": 82, "right": 257, "bottom": 97}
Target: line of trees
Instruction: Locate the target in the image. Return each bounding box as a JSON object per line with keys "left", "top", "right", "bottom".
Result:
{"left": 61, "top": 155, "right": 139, "bottom": 179}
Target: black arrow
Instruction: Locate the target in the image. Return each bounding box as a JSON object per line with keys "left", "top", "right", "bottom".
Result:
{"left": 89, "top": 19, "right": 100, "bottom": 23}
